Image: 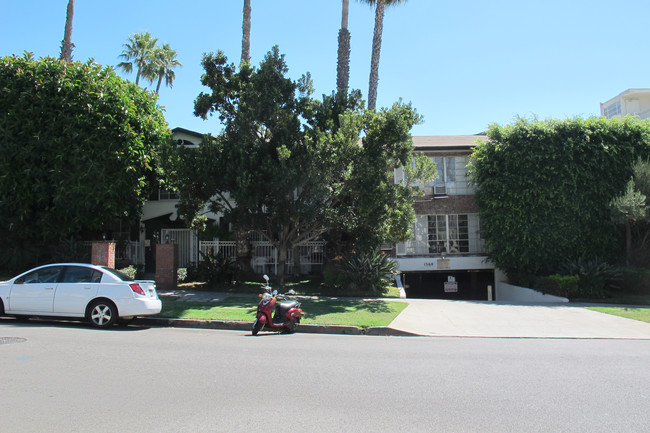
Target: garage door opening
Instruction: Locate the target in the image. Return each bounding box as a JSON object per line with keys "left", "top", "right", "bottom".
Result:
{"left": 402, "top": 270, "right": 495, "bottom": 300}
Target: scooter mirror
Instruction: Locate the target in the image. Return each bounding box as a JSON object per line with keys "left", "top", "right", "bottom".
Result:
{"left": 287, "top": 289, "right": 296, "bottom": 295}
{"left": 263, "top": 274, "right": 269, "bottom": 282}
{"left": 272, "top": 290, "right": 278, "bottom": 296}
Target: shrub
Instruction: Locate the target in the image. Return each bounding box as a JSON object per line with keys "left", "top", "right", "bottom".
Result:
{"left": 620, "top": 268, "right": 650, "bottom": 295}
{"left": 186, "top": 251, "right": 239, "bottom": 286}
{"left": 534, "top": 274, "right": 580, "bottom": 299}
{"left": 559, "top": 257, "right": 622, "bottom": 299}
{"left": 333, "top": 249, "right": 397, "bottom": 296}
{"left": 118, "top": 265, "right": 138, "bottom": 280}
{"left": 177, "top": 267, "right": 188, "bottom": 283}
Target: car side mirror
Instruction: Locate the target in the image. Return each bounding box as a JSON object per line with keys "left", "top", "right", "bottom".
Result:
{"left": 14, "top": 277, "right": 24, "bottom": 284}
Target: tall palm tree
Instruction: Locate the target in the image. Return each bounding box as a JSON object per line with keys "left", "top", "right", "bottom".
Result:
{"left": 148, "top": 43, "right": 182, "bottom": 95}
{"left": 241, "top": 0, "right": 252, "bottom": 66}
{"left": 363, "top": 0, "right": 407, "bottom": 110}
{"left": 117, "top": 31, "right": 158, "bottom": 85}
{"left": 59, "top": 0, "right": 75, "bottom": 62}
{"left": 336, "top": 0, "right": 351, "bottom": 95}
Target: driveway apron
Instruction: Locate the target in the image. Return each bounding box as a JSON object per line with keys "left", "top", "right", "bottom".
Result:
{"left": 388, "top": 299, "right": 650, "bottom": 339}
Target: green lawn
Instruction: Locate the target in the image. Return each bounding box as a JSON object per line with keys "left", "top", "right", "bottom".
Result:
{"left": 157, "top": 296, "right": 408, "bottom": 329}
{"left": 587, "top": 306, "right": 650, "bottom": 324}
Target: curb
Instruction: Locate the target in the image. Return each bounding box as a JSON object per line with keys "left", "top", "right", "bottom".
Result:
{"left": 134, "top": 317, "right": 418, "bottom": 336}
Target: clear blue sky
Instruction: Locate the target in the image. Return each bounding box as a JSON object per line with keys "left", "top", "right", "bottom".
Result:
{"left": 2, "top": 0, "right": 649, "bottom": 136}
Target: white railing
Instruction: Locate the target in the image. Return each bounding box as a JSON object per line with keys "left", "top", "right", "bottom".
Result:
{"left": 84, "top": 237, "right": 326, "bottom": 276}
{"left": 396, "top": 236, "right": 485, "bottom": 256}
{"left": 198, "top": 240, "right": 237, "bottom": 260}
{"left": 116, "top": 240, "right": 143, "bottom": 264}
{"left": 199, "top": 239, "right": 326, "bottom": 276}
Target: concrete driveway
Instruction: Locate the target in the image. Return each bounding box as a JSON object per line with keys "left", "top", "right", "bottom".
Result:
{"left": 388, "top": 299, "right": 650, "bottom": 339}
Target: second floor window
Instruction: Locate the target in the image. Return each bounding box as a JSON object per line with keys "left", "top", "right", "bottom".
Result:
{"left": 432, "top": 156, "right": 455, "bottom": 184}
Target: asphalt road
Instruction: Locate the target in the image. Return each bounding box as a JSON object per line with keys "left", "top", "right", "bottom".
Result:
{"left": 2, "top": 321, "right": 650, "bottom": 433}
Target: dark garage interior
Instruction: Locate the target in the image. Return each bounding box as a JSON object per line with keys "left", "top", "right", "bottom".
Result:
{"left": 402, "top": 270, "right": 495, "bottom": 300}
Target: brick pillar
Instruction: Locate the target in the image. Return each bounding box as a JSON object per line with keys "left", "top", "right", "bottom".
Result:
{"left": 155, "top": 243, "right": 178, "bottom": 290}
{"left": 91, "top": 242, "right": 116, "bottom": 268}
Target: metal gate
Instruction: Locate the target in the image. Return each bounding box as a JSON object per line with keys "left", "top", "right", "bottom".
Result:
{"left": 161, "top": 229, "right": 198, "bottom": 267}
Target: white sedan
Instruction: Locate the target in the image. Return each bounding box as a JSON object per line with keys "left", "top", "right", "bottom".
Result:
{"left": 0, "top": 263, "right": 162, "bottom": 328}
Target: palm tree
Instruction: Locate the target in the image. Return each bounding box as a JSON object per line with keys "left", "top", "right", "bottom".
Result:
{"left": 363, "top": 0, "right": 407, "bottom": 110}
{"left": 59, "top": 0, "right": 75, "bottom": 62}
{"left": 147, "top": 43, "right": 182, "bottom": 95}
{"left": 241, "top": 0, "right": 252, "bottom": 66}
{"left": 117, "top": 31, "right": 158, "bottom": 85}
{"left": 336, "top": 0, "right": 351, "bottom": 95}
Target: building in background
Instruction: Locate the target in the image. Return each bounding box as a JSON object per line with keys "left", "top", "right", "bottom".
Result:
{"left": 601, "top": 89, "right": 650, "bottom": 120}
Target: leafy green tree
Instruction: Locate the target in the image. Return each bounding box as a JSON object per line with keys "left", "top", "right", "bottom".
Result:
{"left": 361, "top": 0, "right": 408, "bottom": 110}
{"left": 611, "top": 159, "right": 650, "bottom": 266}
{"left": 469, "top": 117, "right": 650, "bottom": 278}
{"left": 163, "top": 47, "right": 430, "bottom": 282}
{"left": 59, "top": 0, "right": 75, "bottom": 62}
{"left": 611, "top": 179, "right": 646, "bottom": 266}
{"left": 117, "top": 31, "right": 158, "bottom": 85}
{"left": 0, "top": 54, "right": 169, "bottom": 269}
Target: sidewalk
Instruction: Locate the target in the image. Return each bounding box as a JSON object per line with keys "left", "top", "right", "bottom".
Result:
{"left": 142, "top": 290, "right": 650, "bottom": 339}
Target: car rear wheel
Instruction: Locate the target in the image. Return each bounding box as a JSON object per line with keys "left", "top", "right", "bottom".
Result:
{"left": 87, "top": 299, "right": 118, "bottom": 328}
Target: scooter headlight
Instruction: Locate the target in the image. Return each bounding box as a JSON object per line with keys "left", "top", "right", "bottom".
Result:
{"left": 261, "top": 292, "right": 273, "bottom": 303}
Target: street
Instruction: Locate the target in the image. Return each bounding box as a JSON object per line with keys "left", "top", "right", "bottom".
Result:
{"left": 2, "top": 320, "right": 650, "bottom": 432}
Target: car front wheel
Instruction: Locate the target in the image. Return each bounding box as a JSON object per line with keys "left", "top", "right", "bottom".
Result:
{"left": 87, "top": 299, "right": 118, "bottom": 328}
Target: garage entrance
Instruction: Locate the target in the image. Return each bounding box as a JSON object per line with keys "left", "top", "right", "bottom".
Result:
{"left": 402, "top": 270, "right": 495, "bottom": 300}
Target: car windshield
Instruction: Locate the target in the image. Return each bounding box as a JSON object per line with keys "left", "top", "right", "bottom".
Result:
{"left": 101, "top": 267, "right": 135, "bottom": 281}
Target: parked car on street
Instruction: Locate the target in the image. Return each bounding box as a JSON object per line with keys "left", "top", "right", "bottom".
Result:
{"left": 0, "top": 263, "right": 161, "bottom": 328}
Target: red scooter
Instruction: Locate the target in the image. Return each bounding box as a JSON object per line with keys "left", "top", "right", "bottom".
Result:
{"left": 252, "top": 275, "right": 304, "bottom": 335}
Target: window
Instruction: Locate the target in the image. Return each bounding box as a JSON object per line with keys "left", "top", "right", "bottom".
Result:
{"left": 427, "top": 214, "right": 469, "bottom": 254}
{"left": 20, "top": 266, "right": 63, "bottom": 284}
{"left": 604, "top": 101, "right": 622, "bottom": 119}
{"left": 159, "top": 187, "right": 179, "bottom": 200}
{"left": 62, "top": 266, "right": 103, "bottom": 283}
{"left": 432, "top": 157, "right": 455, "bottom": 184}
{"left": 101, "top": 267, "right": 135, "bottom": 281}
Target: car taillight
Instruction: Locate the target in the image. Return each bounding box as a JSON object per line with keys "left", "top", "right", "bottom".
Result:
{"left": 129, "top": 283, "right": 145, "bottom": 295}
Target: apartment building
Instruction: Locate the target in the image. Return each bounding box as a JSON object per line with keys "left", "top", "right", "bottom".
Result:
{"left": 601, "top": 88, "right": 650, "bottom": 120}
{"left": 393, "top": 135, "right": 499, "bottom": 300}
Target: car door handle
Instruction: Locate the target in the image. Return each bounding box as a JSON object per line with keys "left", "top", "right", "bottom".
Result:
{"left": 45, "top": 287, "right": 54, "bottom": 290}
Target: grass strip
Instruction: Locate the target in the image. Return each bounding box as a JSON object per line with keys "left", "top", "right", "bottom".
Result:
{"left": 157, "top": 296, "right": 408, "bottom": 328}
{"left": 587, "top": 306, "right": 650, "bottom": 324}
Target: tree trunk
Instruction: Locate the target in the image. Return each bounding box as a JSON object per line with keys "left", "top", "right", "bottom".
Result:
{"left": 292, "top": 245, "right": 301, "bottom": 278}
{"left": 59, "top": 0, "right": 75, "bottom": 62}
{"left": 626, "top": 219, "right": 632, "bottom": 266}
{"left": 367, "top": 0, "right": 385, "bottom": 111}
{"left": 277, "top": 244, "right": 288, "bottom": 285}
{"left": 155, "top": 75, "right": 163, "bottom": 94}
{"left": 236, "top": 228, "right": 254, "bottom": 274}
{"left": 336, "top": 0, "right": 350, "bottom": 94}
{"left": 241, "top": 0, "right": 252, "bottom": 66}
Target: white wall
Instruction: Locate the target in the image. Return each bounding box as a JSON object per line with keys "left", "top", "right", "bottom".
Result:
{"left": 496, "top": 282, "right": 568, "bottom": 303}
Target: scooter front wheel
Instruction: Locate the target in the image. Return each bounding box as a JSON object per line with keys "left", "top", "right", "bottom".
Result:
{"left": 252, "top": 319, "right": 264, "bottom": 336}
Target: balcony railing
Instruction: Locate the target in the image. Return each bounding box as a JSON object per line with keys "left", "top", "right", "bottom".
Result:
{"left": 396, "top": 236, "right": 485, "bottom": 256}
